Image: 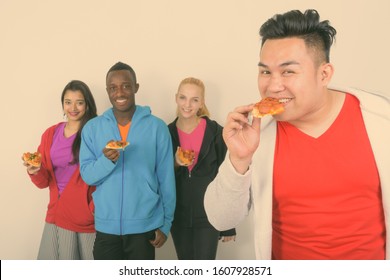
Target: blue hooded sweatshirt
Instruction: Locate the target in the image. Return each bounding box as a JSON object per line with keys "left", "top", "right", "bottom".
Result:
{"left": 79, "top": 105, "right": 176, "bottom": 237}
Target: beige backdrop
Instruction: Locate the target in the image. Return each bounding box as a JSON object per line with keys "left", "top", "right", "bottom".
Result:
{"left": 1, "top": 0, "right": 389, "bottom": 260}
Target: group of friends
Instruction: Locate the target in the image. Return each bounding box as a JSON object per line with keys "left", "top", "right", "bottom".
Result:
{"left": 23, "top": 9, "right": 389, "bottom": 260}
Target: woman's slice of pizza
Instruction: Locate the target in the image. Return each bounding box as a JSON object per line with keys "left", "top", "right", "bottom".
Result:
{"left": 252, "top": 97, "right": 285, "bottom": 118}
{"left": 177, "top": 147, "right": 195, "bottom": 166}
{"left": 23, "top": 152, "right": 42, "bottom": 167}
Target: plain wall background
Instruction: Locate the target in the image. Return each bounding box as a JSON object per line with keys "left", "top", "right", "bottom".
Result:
{"left": 1, "top": 0, "right": 389, "bottom": 260}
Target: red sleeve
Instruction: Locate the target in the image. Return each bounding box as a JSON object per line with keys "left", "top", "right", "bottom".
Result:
{"left": 28, "top": 124, "right": 59, "bottom": 189}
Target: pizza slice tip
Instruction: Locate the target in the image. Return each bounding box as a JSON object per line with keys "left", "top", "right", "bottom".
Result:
{"left": 252, "top": 97, "right": 285, "bottom": 118}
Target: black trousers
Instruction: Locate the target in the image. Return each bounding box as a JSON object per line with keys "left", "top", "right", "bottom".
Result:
{"left": 93, "top": 230, "right": 155, "bottom": 260}
{"left": 171, "top": 224, "right": 220, "bottom": 260}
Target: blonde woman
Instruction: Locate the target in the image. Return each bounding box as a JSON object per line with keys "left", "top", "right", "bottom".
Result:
{"left": 168, "top": 77, "right": 236, "bottom": 260}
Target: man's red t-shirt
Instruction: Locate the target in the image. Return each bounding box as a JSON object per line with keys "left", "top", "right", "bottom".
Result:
{"left": 272, "top": 93, "right": 385, "bottom": 259}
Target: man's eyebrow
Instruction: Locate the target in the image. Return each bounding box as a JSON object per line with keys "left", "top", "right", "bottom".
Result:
{"left": 280, "top": 60, "right": 300, "bottom": 67}
{"left": 257, "top": 61, "right": 300, "bottom": 67}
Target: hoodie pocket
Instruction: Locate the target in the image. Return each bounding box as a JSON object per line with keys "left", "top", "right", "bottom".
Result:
{"left": 121, "top": 180, "right": 160, "bottom": 220}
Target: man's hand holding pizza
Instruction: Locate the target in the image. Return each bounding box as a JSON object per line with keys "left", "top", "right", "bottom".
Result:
{"left": 103, "top": 140, "right": 130, "bottom": 162}
{"left": 103, "top": 140, "right": 121, "bottom": 162}
{"left": 223, "top": 104, "right": 261, "bottom": 174}
{"left": 224, "top": 97, "right": 284, "bottom": 174}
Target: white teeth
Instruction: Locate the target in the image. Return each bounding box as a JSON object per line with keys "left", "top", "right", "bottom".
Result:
{"left": 278, "top": 98, "right": 291, "bottom": 103}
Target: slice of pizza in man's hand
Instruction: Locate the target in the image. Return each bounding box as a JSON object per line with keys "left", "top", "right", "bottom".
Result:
{"left": 252, "top": 97, "right": 285, "bottom": 118}
{"left": 105, "top": 140, "right": 130, "bottom": 150}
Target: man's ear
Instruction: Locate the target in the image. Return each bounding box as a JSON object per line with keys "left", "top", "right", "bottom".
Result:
{"left": 319, "top": 63, "right": 334, "bottom": 85}
{"left": 134, "top": 83, "right": 140, "bottom": 94}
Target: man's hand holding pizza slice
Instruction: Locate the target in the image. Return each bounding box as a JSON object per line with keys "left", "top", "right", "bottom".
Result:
{"left": 103, "top": 140, "right": 130, "bottom": 163}
{"left": 223, "top": 97, "right": 284, "bottom": 174}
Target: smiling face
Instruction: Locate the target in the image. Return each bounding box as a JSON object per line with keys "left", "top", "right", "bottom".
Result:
{"left": 63, "top": 90, "right": 86, "bottom": 122}
{"left": 106, "top": 69, "right": 139, "bottom": 117}
{"left": 258, "top": 37, "right": 333, "bottom": 125}
{"left": 175, "top": 83, "right": 204, "bottom": 119}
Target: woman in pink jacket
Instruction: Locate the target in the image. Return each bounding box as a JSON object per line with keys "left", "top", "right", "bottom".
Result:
{"left": 23, "top": 80, "right": 97, "bottom": 259}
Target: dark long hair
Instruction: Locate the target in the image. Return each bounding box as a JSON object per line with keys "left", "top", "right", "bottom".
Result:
{"left": 61, "top": 80, "right": 97, "bottom": 164}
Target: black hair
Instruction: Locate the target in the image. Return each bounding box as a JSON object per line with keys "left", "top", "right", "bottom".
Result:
{"left": 259, "top": 9, "right": 337, "bottom": 63}
{"left": 61, "top": 80, "right": 97, "bottom": 164}
{"left": 106, "top": 61, "right": 137, "bottom": 84}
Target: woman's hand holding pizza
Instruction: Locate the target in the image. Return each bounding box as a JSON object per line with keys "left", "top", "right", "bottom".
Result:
{"left": 175, "top": 147, "right": 195, "bottom": 166}
{"left": 23, "top": 161, "right": 41, "bottom": 175}
{"left": 223, "top": 104, "right": 261, "bottom": 174}
{"left": 22, "top": 152, "right": 42, "bottom": 175}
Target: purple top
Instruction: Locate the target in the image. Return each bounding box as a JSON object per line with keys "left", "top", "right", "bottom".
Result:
{"left": 50, "top": 123, "right": 77, "bottom": 194}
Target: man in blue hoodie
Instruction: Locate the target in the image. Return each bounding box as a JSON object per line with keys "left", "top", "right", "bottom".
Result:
{"left": 80, "top": 62, "right": 176, "bottom": 260}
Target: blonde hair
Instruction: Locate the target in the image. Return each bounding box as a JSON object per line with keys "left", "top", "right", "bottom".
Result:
{"left": 176, "top": 77, "right": 210, "bottom": 117}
